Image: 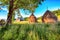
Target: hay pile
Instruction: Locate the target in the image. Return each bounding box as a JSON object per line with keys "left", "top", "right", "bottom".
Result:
{"left": 29, "top": 13, "right": 37, "bottom": 23}
{"left": 42, "top": 10, "right": 57, "bottom": 23}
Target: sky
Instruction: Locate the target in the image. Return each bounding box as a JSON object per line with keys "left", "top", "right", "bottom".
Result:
{"left": 0, "top": 0, "right": 60, "bottom": 19}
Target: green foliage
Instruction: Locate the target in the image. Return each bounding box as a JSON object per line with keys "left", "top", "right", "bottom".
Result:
{"left": 53, "top": 9, "right": 60, "bottom": 16}
{"left": 0, "top": 23, "right": 60, "bottom": 40}
{"left": 37, "top": 17, "right": 42, "bottom": 20}
{"left": 0, "top": 0, "right": 9, "bottom": 5}
{"left": 24, "top": 17, "right": 29, "bottom": 21}
{"left": 0, "top": 0, "right": 44, "bottom": 12}
{"left": 0, "top": 19, "right": 5, "bottom": 25}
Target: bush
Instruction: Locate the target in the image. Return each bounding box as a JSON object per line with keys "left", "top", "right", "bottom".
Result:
{"left": 0, "top": 19, "right": 5, "bottom": 26}
{"left": 24, "top": 17, "right": 29, "bottom": 21}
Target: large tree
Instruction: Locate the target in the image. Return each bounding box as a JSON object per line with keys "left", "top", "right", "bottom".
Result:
{"left": 0, "top": 0, "right": 44, "bottom": 24}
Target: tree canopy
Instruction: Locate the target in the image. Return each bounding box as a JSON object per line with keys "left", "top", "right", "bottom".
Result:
{"left": 0, "top": 0, "right": 44, "bottom": 12}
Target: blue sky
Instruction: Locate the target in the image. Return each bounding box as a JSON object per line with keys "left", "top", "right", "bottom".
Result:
{"left": 0, "top": 0, "right": 60, "bottom": 19}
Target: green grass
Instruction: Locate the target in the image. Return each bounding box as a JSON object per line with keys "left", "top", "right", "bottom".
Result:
{"left": 0, "top": 23, "right": 60, "bottom": 40}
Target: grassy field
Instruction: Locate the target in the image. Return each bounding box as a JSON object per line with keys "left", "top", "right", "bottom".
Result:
{"left": 57, "top": 15, "right": 60, "bottom": 21}
{"left": 0, "top": 23, "right": 60, "bottom": 40}
{"left": 0, "top": 16, "right": 60, "bottom": 40}
{"left": 13, "top": 19, "right": 42, "bottom": 24}
{"left": 13, "top": 21, "right": 29, "bottom": 24}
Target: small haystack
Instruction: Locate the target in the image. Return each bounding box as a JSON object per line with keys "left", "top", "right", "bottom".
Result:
{"left": 29, "top": 13, "right": 37, "bottom": 23}
{"left": 42, "top": 10, "right": 57, "bottom": 23}
{"left": 16, "top": 17, "right": 24, "bottom": 22}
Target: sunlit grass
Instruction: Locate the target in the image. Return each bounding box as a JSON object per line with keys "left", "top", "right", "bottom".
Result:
{"left": 57, "top": 15, "right": 60, "bottom": 21}
{"left": 13, "top": 19, "right": 42, "bottom": 24}
{"left": 13, "top": 21, "right": 29, "bottom": 24}
{"left": 37, "top": 19, "right": 42, "bottom": 23}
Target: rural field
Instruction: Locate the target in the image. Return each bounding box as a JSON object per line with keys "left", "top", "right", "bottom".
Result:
{"left": 0, "top": 22, "right": 60, "bottom": 40}
{"left": 0, "top": 0, "right": 60, "bottom": 40}
{"left": 13, "top": 19, "right": 42, "bottom": 24}
{"left": 0, "top": 11, "right": 60, "bottom": 40}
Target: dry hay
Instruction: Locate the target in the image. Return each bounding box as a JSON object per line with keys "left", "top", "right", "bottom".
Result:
{"left": 42, "top": 10, "right": 57, "bottom": 23}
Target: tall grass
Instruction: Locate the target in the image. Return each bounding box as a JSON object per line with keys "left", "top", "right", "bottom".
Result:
{"left": 0, "top": 23, "right": 60, "bottom": 40}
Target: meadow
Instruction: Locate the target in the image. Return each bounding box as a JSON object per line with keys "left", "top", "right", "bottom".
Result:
{"left": 0, "top": 22, "right": 60, "bottom": 40}
{"left": 0, "top": 0, "right": 60, "bottom": 40}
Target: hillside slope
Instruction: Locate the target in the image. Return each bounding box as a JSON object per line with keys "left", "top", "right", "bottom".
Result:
{"left": 53, "top": 9, "right": 60, "bottom": 21}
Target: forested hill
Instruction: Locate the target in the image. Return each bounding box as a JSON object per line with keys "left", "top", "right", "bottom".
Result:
{"left": 53, "top": 9, "right": 60, "bottom": 16}
{"left": 53, "top": 9, "right": 60, "bottom": 21}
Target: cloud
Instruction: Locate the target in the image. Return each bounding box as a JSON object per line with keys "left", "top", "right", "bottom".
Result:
{"left": 2, "top": 8, "right": 8, "bottom": 11}
{"left": 0, "top": 16, "right": 7, "bottom": 19}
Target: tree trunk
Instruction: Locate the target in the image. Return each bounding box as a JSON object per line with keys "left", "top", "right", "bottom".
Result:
{"left": 7, "top": 0, "right": 14, "bottom": 24}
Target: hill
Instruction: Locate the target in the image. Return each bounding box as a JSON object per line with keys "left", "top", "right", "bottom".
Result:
{"left": 53, "top": 9, "right": 60, "bottom": 21}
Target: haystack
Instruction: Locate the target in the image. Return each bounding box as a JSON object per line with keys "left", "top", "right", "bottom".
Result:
{"left": 16, "top": 17, "right": 24, "bottom": 22}
{"left": 42, "top": 10, "right": 57, "bottom": 23}
{"left": 29, "top": 13, "right": 37, "bottom": 23}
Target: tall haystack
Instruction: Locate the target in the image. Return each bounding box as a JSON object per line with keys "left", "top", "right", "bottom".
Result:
{"left": 29, "top": 13, "right": 37, "bottom": 23}
{"left": 42, "top": 10, "right": 57, "bottom": 23}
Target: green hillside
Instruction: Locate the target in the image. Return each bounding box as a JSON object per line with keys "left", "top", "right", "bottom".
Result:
{"left": 53, "top": 9, "right": 60, "bottom": 16}
{"left": 53, "top": 9, "right": 60, "bottom": 21}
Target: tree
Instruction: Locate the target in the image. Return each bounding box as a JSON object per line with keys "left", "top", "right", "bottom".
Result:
{"left": 0, "top": 0, "right": 44, "bottom": 24}
{"left": 16, "top": 9, "right": 23, "bottom": 18}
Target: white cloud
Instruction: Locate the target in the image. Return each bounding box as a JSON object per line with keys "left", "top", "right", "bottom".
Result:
{"left": 0, "top": 16, "right": 7, "bottom": 19}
